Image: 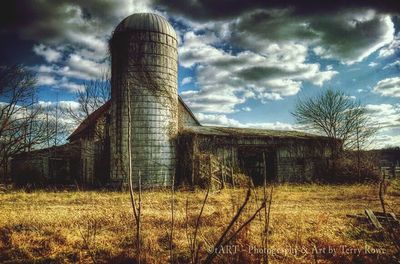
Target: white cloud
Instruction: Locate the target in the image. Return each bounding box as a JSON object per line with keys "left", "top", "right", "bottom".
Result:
{"left": 258, "top": 92, "right": 283, "bottom": 101}
{"left": 58, "top": 101, "right": 81, "bottom": 111}
{"left": 179, "top": 31, "right": 337, "bottom": 113}
{"left": 35, "top": 100, "right": 81, "bottom": 133}
{"left": 179, "top": 31, "right": 224, "bottom": 68}
{"left": 365, "top": 103, "right": 400, "bottom": 129}
{"left": 181, "top": 89, "right": 245, "bottom": 113}
{"left": 372, "top": 134, "right": 400, "bottom": 149}
{"left": 383, "top": 60, "right": 400, "bottom": 70}
{"left": 366, "top": 114, "right": 400, "bottom": 148}
{"left": 196, "top": 113, "right": 242, "bottom": 126}
{"left": 368, "top": 62, "right": 378, "bottom": 67}
{"left": 66, "top": 54, "right": 108, "bottom": 79}
{"left": 373, "top": 77, "right": 400, "bottom": 98}
{"left": 65, "top": 31, "right": 108, "bottom": 61}
{"left": 257, "top": 79, "right": 301, "bottom": 101}
{"left": 33, "top": 44, "right": 62, "bottom": 63}
{"left": 230, "top": 9, "right": 395, "bottom": 65}
{"left": 196, "top": 113, "right": 295, "bottom": 130}
{"left": 241, "top": 106, "right": 251, "bottom": 112}
{"left": 33, "top": 66, "right": 84, "bottom": 92}
{"left": 58, "top": 78, "right": 84, "bottom": 92}
{"left": 37, "top": 100, "right": 80, "bottom": 111}
{"left": 378, "top": 35, "right": 400, "bottom": 58}
{"left": 181, "top": 77, "right": 192, "bottom": 85}
{"left": 37, "top": 74, "right": 58, "bottom": 86}
{"left": 32, "top": 54, "right": 108, "bottom": 82}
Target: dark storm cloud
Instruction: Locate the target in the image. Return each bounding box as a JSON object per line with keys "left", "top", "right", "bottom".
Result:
{"left": 0, "top": 0, "right": 135, "bottom": 90}
{"left": 153, "top": 0, "right": 400, "bottom": 21}
{"left": 232, "top": 9, "right": 318, "bottom": 41}
{"left": 0, "top": 0, "right": 131, "bottom": 42}
{"left": 238, "top": 65, "right": 307, "bottom": 81}
{"left": 151, "top": 0, "right": 398, "bottom": 64}
{"left": 229, "top": 9, "right": 395, "bottom": 63}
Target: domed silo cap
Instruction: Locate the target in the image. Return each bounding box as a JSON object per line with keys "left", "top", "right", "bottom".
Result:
{"left": 114, "top": 13, "right": 177, "bottom": 41}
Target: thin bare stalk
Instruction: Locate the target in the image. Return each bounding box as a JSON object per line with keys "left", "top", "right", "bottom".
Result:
{"left": 170, "top": 171, "right": 175, "bottom": 263}
{"left": 265, "top": 186, "right": 274, "bottom": 264}
{"left": 78, "top": 219, "right": 98, "bottom": 264}
{"left": 262, "top": 152, "right": 268, "bottom": 264}
{"left": 185, "top": 197, "right": 192, "bottom": 250}
{"left": 127, "top": 82, "right": 138, "bottom": 221}
{"left": 192, "top": 186, "right": 210, "bottom": 263}
{"left": 204, "top": 189, "right": 251, "bottom": 264}
{"left": 127, "top": 82, "right": 140, "bottom": 263}
{"left": 137, "top": 171, "right": 142, "bottom": 263}
{"left": 222, "top": 200, "right": 266, "bottom": 248}
{"left": 248, "top": 177, "right": 262, "bottom": 222}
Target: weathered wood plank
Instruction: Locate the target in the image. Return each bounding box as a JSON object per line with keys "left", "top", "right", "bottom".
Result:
{"left": 365, "top": 209, "right": 383, "bottom": 229}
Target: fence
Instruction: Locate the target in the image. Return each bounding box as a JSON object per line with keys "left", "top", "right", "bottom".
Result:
{"left": 195, "top": 153, "right": 236, "bottom": 189}
{"left": 381, "top": 166, "right": 400, "bottom": 178}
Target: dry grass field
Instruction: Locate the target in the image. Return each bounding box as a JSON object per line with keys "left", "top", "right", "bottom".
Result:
{"left": 0, "top": 182, "right": 399, "bottom": 263}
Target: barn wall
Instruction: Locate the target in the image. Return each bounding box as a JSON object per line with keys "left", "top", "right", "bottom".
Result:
{"left": 178, "top": 102, "right": 199, "bottom": 128}
{"left": 81, "top": 137, "right": 96, "bottom": 185}
{"left": 11, "top": 143, "right": 80, "bottom": 186}
{"left": 275, "top": 142, "right": 330, "bottom": 182}
{"left": 78, "top": 115, "right": 111, "bottom": 186}
{"left": 178, "top": 133, "right": 333, "bottom": 185}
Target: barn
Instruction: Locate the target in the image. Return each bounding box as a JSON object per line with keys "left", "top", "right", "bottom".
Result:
{"left": 11, "top": 13, "right": 337, "bottom": 189}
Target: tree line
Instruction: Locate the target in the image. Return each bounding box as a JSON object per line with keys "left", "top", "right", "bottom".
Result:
{"left": 0, "top": 64, "right": 110, "bottom": 182}
{"left": 292, "top": 89, "right": 379, "bottom": 182}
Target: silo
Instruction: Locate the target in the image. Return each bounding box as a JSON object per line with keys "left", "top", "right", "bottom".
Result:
{"left": 109, "top": 13, "right": 178, "bottom": 188}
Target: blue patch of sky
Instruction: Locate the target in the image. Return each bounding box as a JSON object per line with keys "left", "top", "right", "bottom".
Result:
{"left": 225, "top": 36, "right": 400, "bottom": 125}
{"left": 178, "top": 66, "right": 197, "bottom": 93}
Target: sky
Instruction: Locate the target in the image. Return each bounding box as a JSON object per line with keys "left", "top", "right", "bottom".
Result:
{"left": 0, "top": 0, "right": 399, "bottom": 149}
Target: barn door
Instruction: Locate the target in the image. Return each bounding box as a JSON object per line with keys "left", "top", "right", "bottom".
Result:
{"left": 238, "top": 147, "right": 276, "bottom": 185}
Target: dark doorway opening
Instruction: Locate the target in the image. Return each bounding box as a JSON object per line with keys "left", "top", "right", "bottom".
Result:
{"left": 238, "top": 147, "right": 276, "bottom": 185}
{"left": 49, "top": 158, "right": 69, "bottom": 184}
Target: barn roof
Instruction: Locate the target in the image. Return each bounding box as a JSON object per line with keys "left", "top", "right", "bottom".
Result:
{"left": 114, "top": 13, "right": 177, "bottom": 40}
{"left": 182, "top": 126, "right": 331, "bottom": 140}
{"left": 178, "top": 96, "right": 201, "bottom": 126}
{"left": 68, "top": 96, "right": 201, "bottom": 141}
{"left": 68, "top": 96, "right": 331, "bottom": 142}
{"left": 67, "top": 100, "right": 111, "bottom": 141}
{"left": 12, "top": 141, "right": 80, "bottom": 159}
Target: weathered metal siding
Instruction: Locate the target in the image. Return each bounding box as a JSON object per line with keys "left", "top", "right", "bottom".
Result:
{"left": 178, "top": 101, "right": 200, "bottom": 127}
{"left": 179, "top": 133, "right": 333, "bottom": 184}
{"left": 10, "top": 143, "right": 80, "bottom": 186}
{"left": 110, "top": 13, "right": 178, "bottom": 188}
{"left": 80, "top": 138, "right": 95, "bottom": 185}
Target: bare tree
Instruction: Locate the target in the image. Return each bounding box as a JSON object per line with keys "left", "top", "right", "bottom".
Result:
{"left": 292, "top": 89, "right": 377, "bottom": 155}
{"left": 0, "top": 65, "right": 60, "bottom": 181}
{"left": 40, "top": 103, "right": 68, "bottom": 148}
{"left": 62, "top": 72, "right": 111, "bottom": 161}
{"left": 64, "top": 73, "right": 110, "bottom": 125}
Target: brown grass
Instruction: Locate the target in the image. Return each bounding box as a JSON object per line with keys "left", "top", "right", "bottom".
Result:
{"left": 0, "top": 183, "right": 399, "bottom": 263}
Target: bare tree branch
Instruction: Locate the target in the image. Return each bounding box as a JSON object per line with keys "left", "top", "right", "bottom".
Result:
{"left": 292, "top": 89, "right": 377, "bottom": 153}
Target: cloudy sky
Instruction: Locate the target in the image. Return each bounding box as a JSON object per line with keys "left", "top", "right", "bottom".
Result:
{"left": 1, "top": 1, "right": 399, "bottom": 148}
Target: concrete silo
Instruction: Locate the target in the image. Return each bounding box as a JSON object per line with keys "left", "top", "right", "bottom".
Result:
{"left": 109, "top": 13, "right": 178, "bottom": 188}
